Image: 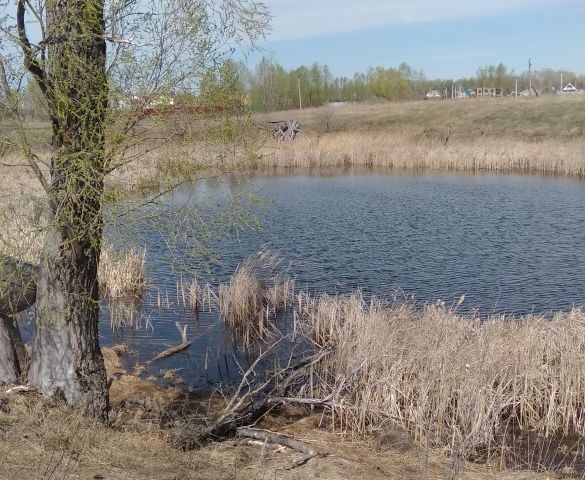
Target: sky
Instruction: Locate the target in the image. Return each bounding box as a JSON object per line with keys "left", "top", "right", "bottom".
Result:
{"left": 246, "top": 0, "right": 585, "bottom": 79}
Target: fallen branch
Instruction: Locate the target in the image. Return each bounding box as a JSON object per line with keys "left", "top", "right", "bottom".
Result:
{"left": 120, "top": 323, "right": 193, "bottom": 381}
{"left": 267, "top": 395, "right": 333, "bottom": 406}
{"left": 237, "top": 427, "right": 327, "bottom": 469}
{"left": 149, "top": 322, "right": 192, "bottom": 363}
{"left": 4, "top": 385, "right": 34, "bottom": 394}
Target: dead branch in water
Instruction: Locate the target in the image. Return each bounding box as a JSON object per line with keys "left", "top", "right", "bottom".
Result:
{"left": 197, "top": 343, "right": 333, "bottom": 443}
{"left": 148, "top": 322, "right": 193, "bottom": 364}
{"left": 121, "top": 322, "right": 193, "bottom": 380}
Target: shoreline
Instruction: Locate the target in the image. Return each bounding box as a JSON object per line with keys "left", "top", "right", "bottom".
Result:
{"left": 2, "top": 97, "right": 585, "bottom": 478}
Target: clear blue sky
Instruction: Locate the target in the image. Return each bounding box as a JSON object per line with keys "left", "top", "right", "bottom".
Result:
{"left": 246, "top": 0, "right": 585, "bottom": 79}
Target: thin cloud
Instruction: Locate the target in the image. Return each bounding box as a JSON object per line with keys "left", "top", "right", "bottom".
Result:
{"left": 265, "top": 0, "right": 581, "bottom": 41}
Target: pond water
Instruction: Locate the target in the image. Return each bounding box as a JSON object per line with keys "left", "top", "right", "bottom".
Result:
{"left": 100, "top": 169, "right": 585, "bottom": 387}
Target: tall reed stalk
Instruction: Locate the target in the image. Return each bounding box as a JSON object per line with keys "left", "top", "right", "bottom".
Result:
{"left": 218, "top": 249, "right": 294, "bottom": 350}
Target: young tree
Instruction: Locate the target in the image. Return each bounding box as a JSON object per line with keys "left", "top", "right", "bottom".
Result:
{"left": 0, "top": 0, "right": 269, "bottom": 418}
{"left": 368, "top": 66, "right": 413, "bottom": 101}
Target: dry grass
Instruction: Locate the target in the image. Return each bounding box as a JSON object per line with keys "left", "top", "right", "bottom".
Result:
{"left": 4, "top": 96, "right": 585, "bottom": 200}
{"left": 257, "top": 95, "right": 585, "bottom": 139}
{"left": 253, "top": 96, "right": 585, "bottom": 177}
{"left": 0, "top": 378, "right": 567, "bottom": 480}
{"left": 295, "top": 291, "right": 585, "bottom": 472}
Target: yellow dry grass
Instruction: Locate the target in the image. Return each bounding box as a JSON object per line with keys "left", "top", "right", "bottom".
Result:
{"left": 259, "top": 131, "right": 585, "bottom": 177}
{"left": 253, "top": 95, "right": 585, "bottom": 177}
{"left": 257, "top": 95, "right": 585, "bottom": 139}
{"left": 0, "top": 384, "right": 568, "bottom": 480}
{"left": 218, "top": 249, "right": 294, "bottom": 350}
{"left": 297, "top": 292, "right": 585, "bottom": 472}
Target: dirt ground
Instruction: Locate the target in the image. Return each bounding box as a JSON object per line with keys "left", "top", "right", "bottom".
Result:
{"left": 0, "top": 345, "right": 571, "bottom": 480}
{"left": 0, "top": 401, "right": 569, "bottom": 480}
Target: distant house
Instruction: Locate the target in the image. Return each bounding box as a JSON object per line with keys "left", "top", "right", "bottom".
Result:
{"left": 561, "top": 83, "right": 581, "bottom": 93}
{"left": 475, "top": 87, "right": 502, "bottom": 97}
{"left": 425, "top": 90, "right": 442, "bottom": 100}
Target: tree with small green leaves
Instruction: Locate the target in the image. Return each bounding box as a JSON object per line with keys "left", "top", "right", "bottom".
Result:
{"left": 0, "top": 0, "right": 269, "bottom": 418}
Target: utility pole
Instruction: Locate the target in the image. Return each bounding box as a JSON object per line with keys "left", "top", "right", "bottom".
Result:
{"left": 515, "top": 77, "right": 518, "bottom": 97}
{"left": 528, "top": 58, "right": 532, "bottom": 96}
{"left": 560, "top": 71, "right": 563, "bottom": 94}
{"left": 297, "top": 77, "right": 302, "bottom": 110}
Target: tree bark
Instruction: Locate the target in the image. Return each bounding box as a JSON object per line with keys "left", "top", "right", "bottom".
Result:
{"left": 28, "top": 225, "right": 108, "bottom": 417}
{"left": 0, "top": 315, "right": 21, "bottom": 384}
{"left": 26, "top": 0, "right": 109, "bottom": 419}
{"left": 0, "top": 254, "right": 36, "bottom": 382}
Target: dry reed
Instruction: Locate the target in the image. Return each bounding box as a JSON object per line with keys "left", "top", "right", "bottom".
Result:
{"left": 252, "top": 96, "right": 585, "bottom": 178}
{"left": 98, "top": 246, "right": 148, "bottom": 299}
{"left": 259, "top": 132, "right": 585, "bottom": 178}
{"left": 294, "top": 291, "right": 585, "bottom": 469}
{"left": 218, "top": 249, "right": 294, "bottom": 349}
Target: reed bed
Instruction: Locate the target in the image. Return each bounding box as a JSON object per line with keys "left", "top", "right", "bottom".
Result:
{"left": 175, "top": 276, "right": 218, "bottom": 312}
{"left": 293, "top": 291, "right": 585, "bottom": 468}
{"left": 260, "top": 132, "right": 585, "bottom": 178}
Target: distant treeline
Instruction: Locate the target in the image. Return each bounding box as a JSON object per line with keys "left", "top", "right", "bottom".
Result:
{"left": 10, "top": 57, "right": 585, "bottom": 118}
{"left": 183, "top": 58, "right": 585, "bottom": 112}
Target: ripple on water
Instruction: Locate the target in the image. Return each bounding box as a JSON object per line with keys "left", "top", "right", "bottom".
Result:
{"left": 100, "top": 170, "right": 585, "bottom": 387}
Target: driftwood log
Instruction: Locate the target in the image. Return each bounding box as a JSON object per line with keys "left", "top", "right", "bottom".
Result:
{"left": 0, "top": 254, "right": 37, "bottom": 384}
{"left": 126, "top": 322, "right": 193, "bottom": 378}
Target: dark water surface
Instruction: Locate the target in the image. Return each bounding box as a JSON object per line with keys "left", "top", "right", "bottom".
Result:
{"left": 100, "top": 170, "right": 585, "bottom": 386}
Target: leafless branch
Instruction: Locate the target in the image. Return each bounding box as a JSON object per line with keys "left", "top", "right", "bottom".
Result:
{"left": 236, "top": 427, "right": 328, "bottom": 469}
{"left": 16, "top": 0, "right": 49, "bottom": 96}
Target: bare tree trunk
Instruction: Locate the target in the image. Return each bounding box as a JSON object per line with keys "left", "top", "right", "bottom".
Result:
{"left": 26, "top": 0, "right": 109, "bottom": 419}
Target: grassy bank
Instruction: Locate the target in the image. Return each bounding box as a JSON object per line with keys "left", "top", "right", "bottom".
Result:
{"left": 4, "top": 96, "right": 585, "bottom": 194}
{"left": 258, "top": 95, "right": 585, "bottom": 139}
{"left": 254, "top": 96, "right": 585, "bottom": 177}
{"left": 2, "top": 251, "right": 585, "bottom": 478}
{"left": 209, "top": 254, "right": 585, "bottom": 475}
{"left": 0, "top": 346, "right": 572, "bottom": 480}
